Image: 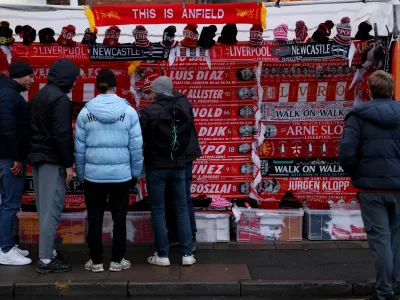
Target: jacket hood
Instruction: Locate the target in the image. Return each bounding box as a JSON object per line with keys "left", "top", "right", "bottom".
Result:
{"left": 85, "top": 94, "right": 128, "bottom": 124}
{"left": 48, "top": 59, "right": 80, "bottom": 93}
{"left": 348, "top": 99, "right": 400, "bottom": 128}
{"left": 154, "top": 91, "right": 185, "bottom": 103}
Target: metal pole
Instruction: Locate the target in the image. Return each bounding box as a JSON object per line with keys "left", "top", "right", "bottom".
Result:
{"left": 89, "top": 0, "right": 93, "bottom": 8}
{"left": 70, "top": 0, "right": 79, "bottom": 6}
{"left": 263, "top": 0, "right": 390, "bottom": 7}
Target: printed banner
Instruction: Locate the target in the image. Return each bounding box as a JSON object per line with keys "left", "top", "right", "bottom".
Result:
{"left": 255, "top": 177, "right": 357, "bottom": 195}
{"left": 137, "top": 84, "right": 259, "bottom": 105}
{"left": 261, "top": 80, "right": 356, "bottom": 102}
{"left": 195, "top": 121, "right": 256, "bottom": 142}
{"left": 138, "top": 179, "right": 251, "bottom": 199}
{"left": 192, "top": 103, "right": 258, "bottom": 121}
{"left": 168, "top": 63, "right": 258, "bottom": 85}
{"left": 261, "top": 62, "right": 357, "bottom": 82}
{"left": 260, "top": 158, "right": 345, "bottom": 177}
{"left": 86, "top": 3, "right": 266, "bottom": 27}
{"left": 10, "top": 43, "right": 89, "bottom": 62}
{"left": 192, "top": 160, "right": 254, "bottom": 180}
{"left": 210, "top": 41, "right": 352, "bottom": 62}
{"left": 261, "top": 102, "right": 353, "bottom": 121}
{"left": 17, "top": 64, "right": 134, "bottom": 104}
{"left": 260, "top": 139, "right": 340, "bottom": 158}
{"left": 199, "top": 141, "right": 252, "bottom": 160}
{"left": 262, "top": 121, "right": 344, "bottom": 140}
{"left": 256, "top": 192, "right": 358, "bottom": 204}
{"left": 88, "top": 43, "right": 170, "bottom": 61}
{"left": 25, "top": 176, "right": 84, "bottom": 194}
{"left": 22, "top": 194, "right": 86, "bottom": 211}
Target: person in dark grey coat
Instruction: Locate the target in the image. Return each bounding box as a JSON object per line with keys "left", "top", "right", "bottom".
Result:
{"left": 30, "top": 59, "right": 80, "bottom": 274}
{"left": 339, "top": 70, "right": 400, "bottom": 300}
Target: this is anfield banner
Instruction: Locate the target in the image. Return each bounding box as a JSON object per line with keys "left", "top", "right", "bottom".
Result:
{"left": 262, "top": 121, "right": 344, "bottom": 140}
{"left": 192, "top": 159, "right": 254, "bottom": 180}
{"left": 200, "top": 141, "right": 252, "bottom": 160}
{"left": 85, "top": 3, "right": 266, "bottom": 27}
{"left": 260, "top": 158, "right": 345, "bottom": 177}
{"left": 259, "top": 139, "right": 340, "bottom": 158}
{"left": 256, "top": 177, "right": 357, "bottom": 194}
{"left": 261, "top": 102, "right": 353, "bottom": 122}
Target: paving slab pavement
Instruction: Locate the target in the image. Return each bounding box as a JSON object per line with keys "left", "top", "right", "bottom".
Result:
{"left": 0, "top": 241, "right": 389, "bottom": 298}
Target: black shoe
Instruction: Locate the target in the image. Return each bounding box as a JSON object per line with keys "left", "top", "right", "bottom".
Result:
{"left": 36, "top": 257, "right": 72, "bottom": 274}
{"left": 192, "top": 235, "right": 197, "bottom": 253}
{"left": 366, "top": 295, "right": 397, "bottom": 300}
{"left": 53, "top": 250, "right": 70, "bottom": 266}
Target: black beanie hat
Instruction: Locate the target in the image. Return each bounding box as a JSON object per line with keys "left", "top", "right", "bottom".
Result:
{"left": 9, "top": 60, "right": 34, "bottom": 79}
{"left": 96, "top": 69, "right": 117, "bottom": 91}
{"left": 161, "top": 26, "right": 178, "bottom": 49}
{"left": 198, "top": 25, "right": 218, "bottom": 49}
{"left": 218, "top": 24, "right": 238, "bottom": 45}
{"left": 15, "top": 25, "right": 36, "bottom": 46}
{"left": 355, "top": 20, "right": 373, "bottom": 41}
{"left": 39, "top": 28, "right": 56, "bottom": 44}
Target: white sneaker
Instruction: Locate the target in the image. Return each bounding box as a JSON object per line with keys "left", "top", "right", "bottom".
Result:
{"left": 182, "top": 255, "right": 196, "bottom": 266}
{"left": 16, "top": 245, "right": 29, "bottom": 257}
{"left": 0, "top": 247, "right": 32, "bottom": 266}
{"left": 0, "top": 246, "right": 29, "bottom": 257}
{"left": 147, "top": 252, "right": 170, "bottom": 267}
{"left": 85, "top": 259, "right": 104, "bottom": 273}
{"left": 110, "top": 258, "right": 131, "bottom": 272}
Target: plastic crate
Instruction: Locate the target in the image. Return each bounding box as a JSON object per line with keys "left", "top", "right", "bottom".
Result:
{"left": 195, "top": 212, "right": 230, "bottom": 243}
{"left": 87, "top": 211, "right": 153, "bottom": 244}
{"left": 17, "top": 211, "right": 86, "bottom": 244}
{"left": 304, "top": 205, "right": 366, "bottom": 240}
{"left": 236, "top": 208, "right": 304, "bottom": 242}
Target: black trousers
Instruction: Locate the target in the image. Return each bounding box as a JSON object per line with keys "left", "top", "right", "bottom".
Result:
{"left": 85, "top": 180, "right": 130, "bottom": 264}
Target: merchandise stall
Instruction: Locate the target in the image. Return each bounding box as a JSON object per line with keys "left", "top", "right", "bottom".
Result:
{"left": 0, "top": 0, "right": 397, "bottom": 244}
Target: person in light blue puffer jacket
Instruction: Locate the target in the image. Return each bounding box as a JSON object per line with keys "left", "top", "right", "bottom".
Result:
{"left": 74, "top": 69, "right": 143, "bottom": 273}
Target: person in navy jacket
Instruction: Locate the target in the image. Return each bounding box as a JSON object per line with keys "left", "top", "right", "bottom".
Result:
{"left": 74, "top": 69, "right": 143, "bottom": 273}
{"left": 339, "top": 70, "right": 400, "bottom": 300}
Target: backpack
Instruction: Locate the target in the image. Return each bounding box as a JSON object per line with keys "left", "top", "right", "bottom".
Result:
{"left": 155, "top": 98, "right": 192, "bottom": 161}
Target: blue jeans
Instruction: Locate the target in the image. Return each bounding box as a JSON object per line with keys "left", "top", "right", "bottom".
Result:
{"left": 146, "top": 167, "right": 192, "bottom": 257}
{"left": 165, "top": 162, "right": 196, "bottom": 238}
{"left": 0, "top": 159, "right": 26, "bottom": 253}
{"left": 359, "top": 192, "right": 400, "bottom": 300}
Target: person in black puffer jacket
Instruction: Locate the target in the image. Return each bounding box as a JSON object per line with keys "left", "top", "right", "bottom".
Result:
{"left": 0, "top": 61, "right": 33, "bottom": 267}
{"left": 140, "top": 76, "right": 196, "bottom": 267}
{"left": 339, "top": 70, "right": 400, "bottom": 300}
{"left": 29, "top": 59, "right": 80, "bottom": 274}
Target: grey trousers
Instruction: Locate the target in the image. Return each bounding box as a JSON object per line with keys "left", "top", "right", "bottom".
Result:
{"left": 359, "top": 192, "right": 400, "bottom": 300}
{"left": 32, "top": 164, "right": 67, "bottom": 260}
